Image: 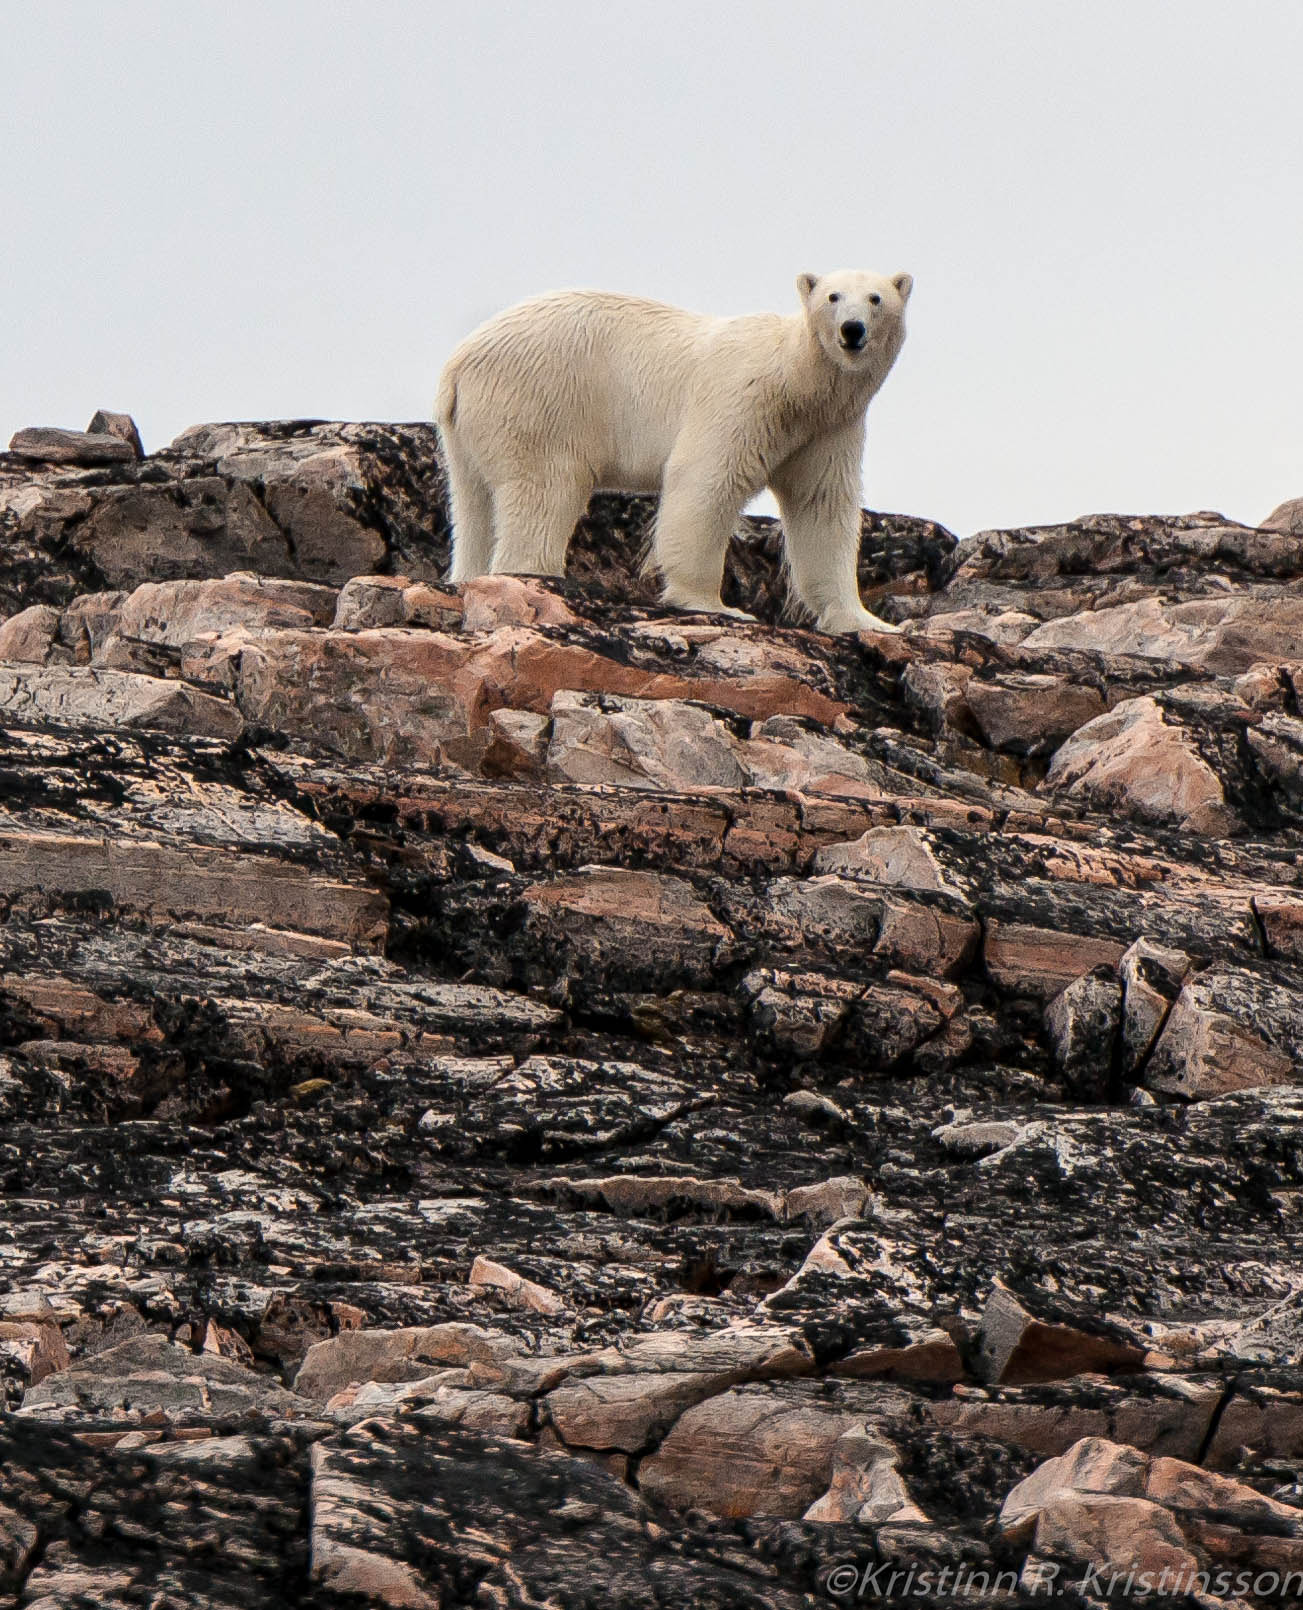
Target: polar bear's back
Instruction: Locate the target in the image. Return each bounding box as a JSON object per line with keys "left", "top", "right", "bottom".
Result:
{"left": 438, "top": 290, "right": 735, "bottom": 490}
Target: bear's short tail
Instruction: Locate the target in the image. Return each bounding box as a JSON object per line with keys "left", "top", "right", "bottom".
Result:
{"left": 434, "top": 362, "right": 458, "bottom": 430}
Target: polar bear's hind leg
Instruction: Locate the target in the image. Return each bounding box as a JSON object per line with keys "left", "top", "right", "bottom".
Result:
{"left": 443, "top": 435, "right": 496, "bottom": 585}
{"left": 488, "top": 466, "right": 592, "bottom": 577}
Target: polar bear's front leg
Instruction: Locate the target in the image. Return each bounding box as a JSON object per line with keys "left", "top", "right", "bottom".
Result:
{"left": 488, "top": 467, "right": 593, "bottom": 578}
{"left": 653, "top": 446, "right": 752, "bottom": 616}
{"left": 770, "top": 426, "right": 901, "bottom": 635}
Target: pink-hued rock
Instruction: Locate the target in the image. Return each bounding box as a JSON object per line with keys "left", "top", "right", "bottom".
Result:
{"left": 1145, "top": 1456, "right": 1303, "bottom": 1535}
{"left": 977, "top": 1284, "right": 1147, "bottom": 1386}
{"left": 546, "top": 691, "right": 747, "bottom": 791}
{"left": 965, "top": 672, "right": 1106, "bottom": 753}
{"left": 813, "top": 824, "right": 961, "bottom": 894}
{"left": 803, "top": 1428, "right": 931, "bottom": 1525}
{"left": 482, "top": 707, "right": 551, "bottom": 777}
{"left": 309, "top": 1441, "right": 441, "bottom": 1608}
{"left": 545, "top": 1371, "right": 721, "bottom": 1453}
{"left": 1119, "top": 937, "right": 1190, "bottom": 1075}
{"left": 400, "top": 582, "right": 463, "bottom": 629}
{"left": 1044, "top": 697, "right": 1234, "bottom": 832}
{"left": 294, "top": 1324, "right": 515, "bottom": 1401}
{"left": 86, "top": 410, "right": 145, "bottom": 457}
{"left": 637, "top": 1386, "right": 879, "bottom": 1518}
{"left": 1025, "top": 592, "right": 1303, "bottom": 675}
{"left": 468, "top": 1255, "right": 566, "bottom": 1316}
{"left": 333, "top": 575, "right": 412, "bottom": 630}
{"left": 0, "top": 1319, "right": 72, "bottom": 1387}
{"left": 521, "top": 867, "right": 730, "bottom": 982}
{"left": 114, "top": 574, "right": 338, "bottom": 646}
{"left": 461, "top": 574, "right": 579, "bottom": 632}
{"left": 983, "top": 921, "right": 1126, "bottom": 1000}
{"left": 998, "top": 1436, "right": 1149, "bottom": 1544}
{"left": 1032, "top": 1493, "right": 1200, "bottom": 1583}
{"left": 220, "top": 624, "right": 849, "bottom": 768}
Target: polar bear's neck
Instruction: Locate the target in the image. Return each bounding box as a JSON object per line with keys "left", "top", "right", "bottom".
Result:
{"left": 783, "top": 316, "right": 899, "bottom": 426}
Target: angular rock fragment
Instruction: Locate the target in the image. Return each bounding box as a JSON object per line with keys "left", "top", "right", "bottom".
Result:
{"left": 638, "top": 1382, "right": 906, "bottom": 1518}
{"left": 546, "top": 690, "right": 748, "bottom": 790}
{"left": 294, "top": 1324, "right": 518, "bottom": 1402}
{"left": 998, "top": 1436, "right": 1148, "bottom": 1544}
{"left": 1118, "top": 936, "right": 1190, "bottom": 1075}
{"left": 1044, "top": 966, "right": 1122, "bottom": 1099}
{"left": 964, "top": 672, "right": 1105, "bottom": 755}
{"left": 87, "top": 409, "right": 146, "bottom": 457}
{"left": 468, "top": 1255, "right": 567, "bottom": 1316}
{"left": 1144, "top": 972, "right": 1298, "bottom": 1099}
{"left": 803, "top": 1427, "right": 931, "bottom": 1526}
{"left": 976, "top": 1283, "right": 1148, "bottom": 1385}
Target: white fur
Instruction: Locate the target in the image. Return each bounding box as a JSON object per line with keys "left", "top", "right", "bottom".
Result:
{"left": 435, "top": 269, "right": 913, "bottom": 633}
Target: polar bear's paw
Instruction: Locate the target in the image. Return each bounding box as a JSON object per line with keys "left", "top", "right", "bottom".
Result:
{"left": 662, "top": 595, "right": 756, "bottom": 623}
{"left": 816, "top": 604, "right": 903, "bottom": 636}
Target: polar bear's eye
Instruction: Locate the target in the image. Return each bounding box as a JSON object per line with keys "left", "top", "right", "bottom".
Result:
{"left": 827, "top": 292, "right": 841, "bottom": 303}
{"left": 868, "top": 294, "right": 881, "bottom": 305}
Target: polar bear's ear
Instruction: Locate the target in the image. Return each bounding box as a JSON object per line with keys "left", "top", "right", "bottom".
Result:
{"left": 796, "top": 272, "right": 820, "bottom": 301}
{"left": 891, "top": 272, "right": 914, "bottom": 303}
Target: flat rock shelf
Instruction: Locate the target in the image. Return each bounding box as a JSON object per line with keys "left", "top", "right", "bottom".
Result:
{"left": 1, "top": 419, "right": 1302, "bottom": 1607}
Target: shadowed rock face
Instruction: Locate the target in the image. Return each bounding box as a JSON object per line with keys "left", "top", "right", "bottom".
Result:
{"left": 1, "top": 419, "right": 1303, "bottom": 1606}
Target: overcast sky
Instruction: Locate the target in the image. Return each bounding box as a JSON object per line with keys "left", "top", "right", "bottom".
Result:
{"left": 3, "top": 1, "right": 1300, "bottom": 536}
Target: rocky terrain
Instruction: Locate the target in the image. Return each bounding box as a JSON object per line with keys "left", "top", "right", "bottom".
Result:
{"left": 2, "top": 413, "right": 1303, "bottom": 1607}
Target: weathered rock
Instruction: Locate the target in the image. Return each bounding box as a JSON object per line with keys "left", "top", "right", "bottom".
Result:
{"left": 999, "top": 1436, "right": 1148, "bottom": 1542}
{"left": 964, "top": 672, "right": 1106, "bottom": 755}
{"left": 0, "top": 603, "right": 62, "bottom": 663}
{"left": 1261, "top": 496, "right": 1303, "bottom": 536}
{"left": 546, "top": 690, "right": 748, "bottom": 791}
{"left": 17, "top": 1334, "right": 315, "bottom": 1422}
{"left": 1044, "top": 966, "right": 1122, "bottom": 1099}
{"left": 1118, "top": 937, "right": 1190, "bottom": 1076}
{"left": 0, "top": 663, "right": 244, "bottom": 739}
{"left": 87, "top": 410, "right": 146, "bottom": 458}
{"left": 292, "top": 1324, "right": 516, "bottom": 1401}
{"left": 638, "top": 1382, "right": 906, "bottom": 1518}
{"left": 976, "top": 1283, "right": 1147, "bottom": 1385}
{"left": 332, "top": 572, "right": 412, "bottom": 630}
{"left": 803, "top": 1427, "right": 931, "bottom": 1526}
{"left": 1044, "top": 695, "right": 1235, "bottom": 832}
{"left": 461, "top": 573, "right": 580, "bottom": 631}
{"left": 9, "top": 426, "right": 137, "bottom": 465}
{"left": 1030, "top": 1491, "right": 1201, "bottom": 1583}
{"left": 468, "top": 1255, "right": 567, "bottom": 1316}
{"left": 1144, "top": 970, "right": 1300, "bottom": 1099}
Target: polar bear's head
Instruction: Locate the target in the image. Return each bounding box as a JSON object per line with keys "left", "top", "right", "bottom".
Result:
{"left": 797, "top": 269, "right": 913, "bottom": 373}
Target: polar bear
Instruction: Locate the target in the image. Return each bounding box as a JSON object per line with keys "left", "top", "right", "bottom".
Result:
{"left": 435, "top": 270, "right": 913, "bottom": 633}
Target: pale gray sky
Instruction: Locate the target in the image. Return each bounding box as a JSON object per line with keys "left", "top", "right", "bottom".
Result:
{"left": 3, "top": 1, "right": 1300, "bottom": 536}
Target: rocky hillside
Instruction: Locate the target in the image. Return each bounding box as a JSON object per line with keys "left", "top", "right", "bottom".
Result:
{"left": 2, "top": 415, "right": 1303, "bottom": 1607}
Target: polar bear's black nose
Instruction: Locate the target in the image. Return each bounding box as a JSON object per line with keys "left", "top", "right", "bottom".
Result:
{"left": 839, "top": 320, "right": 867, "bottom": 349}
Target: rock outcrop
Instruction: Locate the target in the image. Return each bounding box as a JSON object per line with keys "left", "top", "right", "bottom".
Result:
{"left": 1, "top": 417, "right": 1302, "bottom": 1606}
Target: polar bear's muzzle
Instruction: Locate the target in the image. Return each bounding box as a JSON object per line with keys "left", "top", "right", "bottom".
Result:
{"left": 838, "top": 320, "right": 868, "bottom": 352}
